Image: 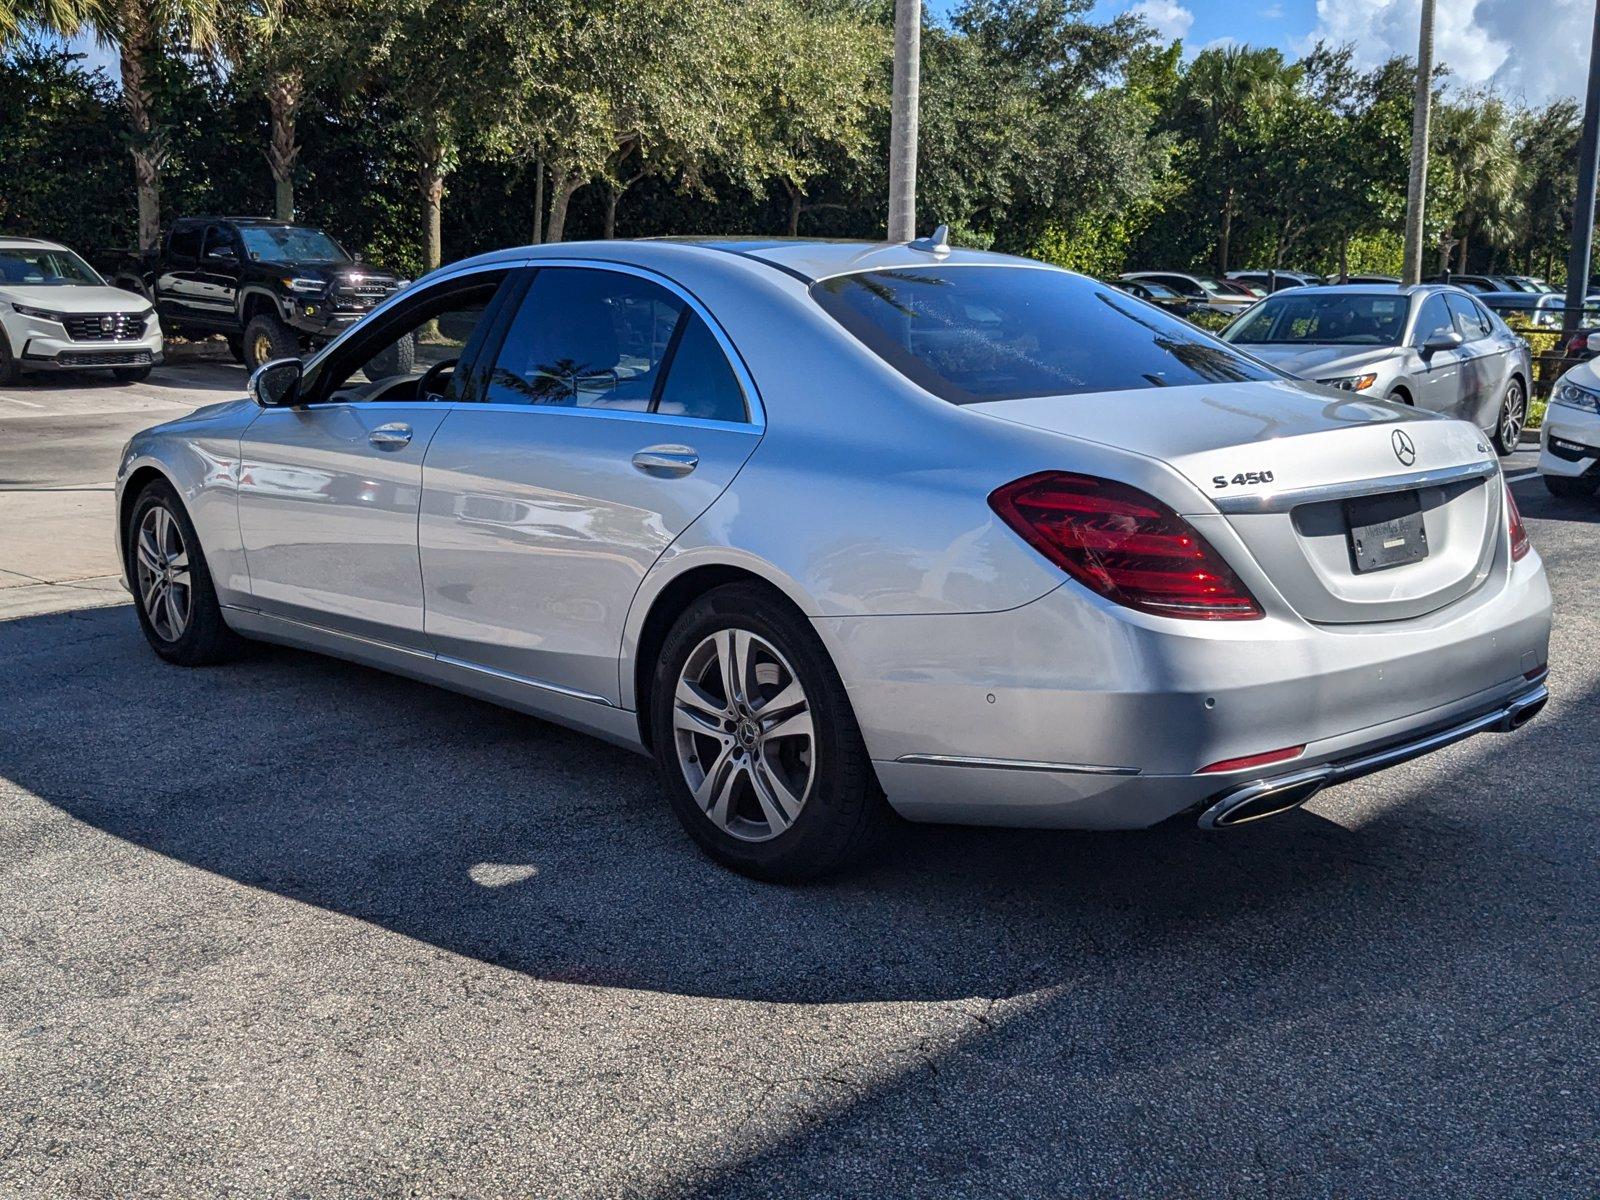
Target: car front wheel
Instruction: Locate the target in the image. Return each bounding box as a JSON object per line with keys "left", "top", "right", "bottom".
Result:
{"left": 649, "top": 582, "right": 890, "bottom": 881}
{"left": 127, "top": 479, "right": 241, "bottom": 666}
{"left": 243, "top": 313, "right": 299, "bottom": 371}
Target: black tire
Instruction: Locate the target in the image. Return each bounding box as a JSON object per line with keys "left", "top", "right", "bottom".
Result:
{"left": 1544, "top": 474, "right": 1599, "bottom": 500}
{"left": 242, "top": 312, "right": 299, "bottom": 371}
{"left": 649, "top": 582, "right": 892, "bottom": 881}
{"left": 0, "top": 331, "right": 19, "bottom": 386}
{"left": 113, "top": 365, "right": 152, "bottom": 383}
{"left": 125, "top": 478, "right": 243, "bottom": 666}
{"left": 1388, "top": 389, "right": 1414, "bottom": 406}
{"left": 226, "top": 335, "right": 245, "bottom": 364}
{"left": 1492, "top": 378, "right": 1527, "bottom": 456}
{"left": 364, "top": 332, "right": 416, "bottom": 378}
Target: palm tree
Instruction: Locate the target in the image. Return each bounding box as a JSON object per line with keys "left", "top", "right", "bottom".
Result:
{"left": 21, "top": 0, "right": 226, "bottom": 251}
{"left": 1179, "top": 46, "right": 1299, "bottom": 274}
{"left": 1433, "top": 95, "right": 1522, "bottom": 273}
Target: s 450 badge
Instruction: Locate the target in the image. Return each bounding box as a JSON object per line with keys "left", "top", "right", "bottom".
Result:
{"left": 1212, "top": 470, "right": 1275, "bottom": 489}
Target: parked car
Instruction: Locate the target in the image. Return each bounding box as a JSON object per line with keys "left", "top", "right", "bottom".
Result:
{"left": 1502, "top": 275, "right": 1556, "bottom": 294}
{"left": 1343, "top": 273, "right": 1401, "bottom": 285}
{"left": 1109, "top": 277, "right": 1207, "bottom": 317}
{"left": 1422, "top": 273, "right": 1514, "bottom": 294}
{"left": 1222, "top": 284, "right": 1533, "bottom": 453}
{"left": 115, "top": 239, "right": 1550, "bottom": 879}
{"left": 1477, "top": 290, "right": 1569, "bottom": 329}
{"left": 1121, "top": 271, "right": 1256, "bottom": 313}
{"left": 0, "top": 235, "right": 162, "bottom": 384}
{"left": 1539, "top": 360, "right": 1600, "bottom": 498}
{"left": 1228, "top": 270, "right": 1322, "bottom": 292}
{"left": 111, "top": 216, "right": 409, "bottom": 370}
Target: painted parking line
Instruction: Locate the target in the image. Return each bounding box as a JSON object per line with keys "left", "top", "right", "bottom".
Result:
{"left": 1505, "top": 469, "right": 1539, "bottom": 483}
{"left": 0, "top": 394, "right": 45, "bottom": 409}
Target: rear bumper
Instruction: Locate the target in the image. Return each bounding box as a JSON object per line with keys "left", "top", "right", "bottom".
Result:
{"left": 820, "top": 549, "right": 1552, "bottom": 829}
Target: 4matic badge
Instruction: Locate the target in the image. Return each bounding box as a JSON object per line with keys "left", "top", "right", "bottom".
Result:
{"left": 1211, "top": 469, "right": 1275, "bottom": 489}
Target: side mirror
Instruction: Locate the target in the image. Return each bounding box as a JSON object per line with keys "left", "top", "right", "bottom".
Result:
{"left": 1421, "top": 329, "right": 1464, "bottom": 355}
{"left": 250, "top": 358, "right": 303, "bottom": 407}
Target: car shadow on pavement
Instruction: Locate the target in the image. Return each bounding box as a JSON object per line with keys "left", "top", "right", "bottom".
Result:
{"left": 0, "top": 603, "right": 1586, "bottom": 1008}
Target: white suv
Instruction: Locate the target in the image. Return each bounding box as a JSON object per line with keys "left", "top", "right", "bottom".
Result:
{"left": 0, "top": 236, "right": 163, "bottom": 384}
{"left": 1539, "top": 357, "right": 1600, "bottom": 500}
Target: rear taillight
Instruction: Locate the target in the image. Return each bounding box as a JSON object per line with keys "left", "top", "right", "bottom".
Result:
{"left": 1506, "top": 482, "right": 1531, "bottom": 561}
{"left": 988, "top": 472, "right": 1264, "bottom": 620}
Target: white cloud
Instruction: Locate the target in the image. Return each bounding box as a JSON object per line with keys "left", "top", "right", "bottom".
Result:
{"left": 1311, "top": 0, "right": 1593, "bottom": 105}
{"left": 1262, "top": 3, "right": 1285, "bottom": 18}
{"left": 1129, "top": 0, "right": 1196, "bottom": 43}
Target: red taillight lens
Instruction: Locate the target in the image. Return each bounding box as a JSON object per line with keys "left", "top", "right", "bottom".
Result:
{"left": 1197, "top": 745, "right": 1306, "bottom": 774}
{"left": 1506, "top": 482, "right": 1531, "bottom": 561}
{"left": 989, "top": 472, "right": 1264, "bottom": 620}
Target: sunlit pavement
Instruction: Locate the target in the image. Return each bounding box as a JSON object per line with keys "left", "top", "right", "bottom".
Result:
{"left": 0, "top": 371, "right": 1594, "bottom": 1197}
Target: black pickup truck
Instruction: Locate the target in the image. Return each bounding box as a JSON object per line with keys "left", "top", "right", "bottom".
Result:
{"left": 110, "top": 217, "right": 410, "bottom": 370}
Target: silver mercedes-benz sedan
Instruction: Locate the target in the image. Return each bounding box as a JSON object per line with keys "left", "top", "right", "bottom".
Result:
{"left": 1222, "top": 284, "right": 1534, "bottom": 454}
{"left": 114, "top": 238, "right": 1552, "bottom": 879}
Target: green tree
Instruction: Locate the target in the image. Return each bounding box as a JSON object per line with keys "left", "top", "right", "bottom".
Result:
{"left": 1433, "top": 92, "right": 1522, "bottom": 273}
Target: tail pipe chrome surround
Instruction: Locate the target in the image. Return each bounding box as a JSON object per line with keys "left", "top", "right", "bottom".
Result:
{"left": 1198, "top": 682, "right": 1549, "bottom": 831}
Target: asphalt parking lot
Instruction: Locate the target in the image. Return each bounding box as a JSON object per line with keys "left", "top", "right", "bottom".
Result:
{"left": 2, "top": 360, "right": 1596, "bottom": 1198}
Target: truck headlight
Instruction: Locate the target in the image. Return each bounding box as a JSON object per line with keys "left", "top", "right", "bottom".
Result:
{"left": 1551, "top": 379, "right": 1600, "bottom": 413}
{"left": 281, "top": 277, "right": 326, "bottom": 294}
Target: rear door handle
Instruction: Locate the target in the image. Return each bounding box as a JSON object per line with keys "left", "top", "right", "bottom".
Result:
{"left": 632, "top": 445, "right": 699, "bottom": 477}
{"left": 369, "top": 423, "right": 413, "bottom": 451}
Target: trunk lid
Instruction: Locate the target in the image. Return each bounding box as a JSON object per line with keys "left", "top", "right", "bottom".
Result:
{"left": 970, "top": 379, "right": 1503, "bottom": 624}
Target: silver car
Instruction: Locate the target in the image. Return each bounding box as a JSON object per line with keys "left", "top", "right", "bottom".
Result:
{"left": 114, "top": 239, "right": 1552, "bottom": 880}
{"left": 1223, "top": 284, "right": 1533, "bottom": 454}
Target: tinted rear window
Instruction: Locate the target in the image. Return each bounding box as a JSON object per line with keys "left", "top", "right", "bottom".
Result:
{"left": 811, "top": 266, "right": 1273, "bottom": 404}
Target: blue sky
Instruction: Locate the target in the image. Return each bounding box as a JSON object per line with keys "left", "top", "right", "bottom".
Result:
{"left": 55, "top": 0, "right": 1594, "bottom": 108}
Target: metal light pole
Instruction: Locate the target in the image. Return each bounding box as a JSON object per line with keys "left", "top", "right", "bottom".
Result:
{"left": 1563, "top": 1, "right": 1600, "bottom": 338}
{"left": 1401, "top": 0, "right": 1436, "bottom": 286}
{"left": 887, "top": 0, "right": 921, "bottom": 242}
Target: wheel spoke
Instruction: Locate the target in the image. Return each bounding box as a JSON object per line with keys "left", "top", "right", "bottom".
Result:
{"left": 762, "top": 705, "right": 813, "bottom": 744}
{"left": 164, "top": 583, "right": 185, "bottom": 636}
{"left": 748, "top": 755, "right": 800, "bottom": 832}
{"left": 142, "top": 574, "right": 163, "bottom": 613}
{"left": 754, "top": 678, "right": 805, "bottom": 721}
{"left": 152, "top": 507, "right": 170, "bottom": 556}
{"left": 716, "top": 629, "right": 752, "bottom": 711}
{"left": 675, "top": 677, "right": 729, "bottom": 732}
{"left": 136, "top": 529, "right": 161, "bottom": 574}
{"left": 692, "top": 741, "right": 737, "bottom": 810}
{"left": 167, "top": 548, "right": 189, "bottom": 572}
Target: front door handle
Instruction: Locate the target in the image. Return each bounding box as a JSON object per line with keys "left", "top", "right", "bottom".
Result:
{"left": 369, "top": 423, "right": 413, "bottom": 451}
{"left": 632, "top": 445, "right": 699, "bottom": 477}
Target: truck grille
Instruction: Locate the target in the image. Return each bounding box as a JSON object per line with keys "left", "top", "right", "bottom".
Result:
{"left": 330, "top": 278, "right": 395, "bottom": 311}
{"left": 63, "top": 312, "right": 148, "bottom": 342}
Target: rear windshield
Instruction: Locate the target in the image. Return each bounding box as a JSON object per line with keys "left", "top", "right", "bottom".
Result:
{"left": 1225, "top": 293, "right": 1408, "bottom": 346}
{"left": 810, "top": 266, "right": 1274, "bottom": 404}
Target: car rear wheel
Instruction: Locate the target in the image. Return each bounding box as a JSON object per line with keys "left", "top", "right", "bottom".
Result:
{"left": 649, "top": 582, "right": 891, "bottom": 881}
{"left": 243, "top": 313, "right": 299, "bottom": 371}
{"left": 1544, "top": 474, "right": 1599, "bottom": 499}
{"left": 1493, "top": 379, "right": 1526, "bottom": 455}
{"left": 127, "top": 479, "right": 241, "bottom": 666}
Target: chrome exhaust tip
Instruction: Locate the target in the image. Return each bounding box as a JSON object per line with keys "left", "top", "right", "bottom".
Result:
{"left": 1197, "top": 772, "right": 1330, "bottom": 830}
{"left": 1500, "top": 688, "right": 1548, "bottom": 732}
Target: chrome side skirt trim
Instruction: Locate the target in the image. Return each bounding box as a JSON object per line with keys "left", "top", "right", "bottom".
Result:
{"left": 895, "top": 753, "right": 1140, "bottom": 777}
{"left": 434, "top": 653, "right": 612, "bottom": 706}
{"left": 220, "top": 606, "right": 615, "bottom": 706}
{"left": 1211, "top": 459, "right": 1498, "bottom": 514}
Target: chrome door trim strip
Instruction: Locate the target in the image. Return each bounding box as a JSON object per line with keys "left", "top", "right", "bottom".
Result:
{"left": 222, "top": 605, "right": 436, "bottom": 660}
{"left": 895, "top": 753, "right": 1140, "bottom": 777}
{"left": 433, "top": 654, "right": 613, "bottom": 706}
{"left": 1210, "top": 458, "right": 1498, "bottom": 514}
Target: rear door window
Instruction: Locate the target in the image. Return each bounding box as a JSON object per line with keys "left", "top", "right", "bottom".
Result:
{"left": 167, "top": 226, "right": 202, "bottom": 262}
{"left": 1445, "top": 293, "right": 1492, "bottom": 342}
{"left": 812, "top": 266, "right": 1274, "bottom": 404}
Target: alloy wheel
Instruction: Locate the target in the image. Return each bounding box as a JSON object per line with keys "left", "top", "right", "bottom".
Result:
{"left": 134, "top": 504, "right": 192, "bottom": 642}
{"left": 251, "top": 333, "right": 273, "bottom": 367}
{"left": 1500, "top": 381, "right": 1526, "bottom": 449}
{"left": 672, "top": 628, "right": 816, "bottom": 842}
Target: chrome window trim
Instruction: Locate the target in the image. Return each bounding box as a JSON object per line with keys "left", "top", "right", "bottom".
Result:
{"left": 1210, "top": 458, "right": 1499, "bottom": 514}
{"left": 476, "top": 257, "right": 765, "bottom": 429}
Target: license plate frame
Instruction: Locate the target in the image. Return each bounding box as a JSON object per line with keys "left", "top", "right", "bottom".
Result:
{"left": 1346, "top": 490, "right": 1428, "bottom": 573}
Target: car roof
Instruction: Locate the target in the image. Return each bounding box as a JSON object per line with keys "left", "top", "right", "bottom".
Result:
{"left": 446, "top": 236, "right": 1049, "bottom": 286}
{"left": 171, "top": 216, "right": 318, "bottom": 228}
{"left": 0, "top": 235, "right": 69, "bottom": 251}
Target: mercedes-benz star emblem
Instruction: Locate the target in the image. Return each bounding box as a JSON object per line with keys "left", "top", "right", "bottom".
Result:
{"left": 1391, "top": 428, "right": 1416, "bottom": 466}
